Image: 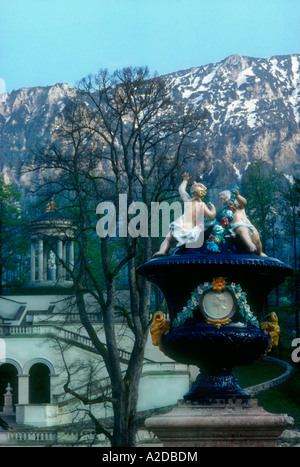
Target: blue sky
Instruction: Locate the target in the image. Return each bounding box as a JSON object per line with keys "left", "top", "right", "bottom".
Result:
{"left": 0, "top": 0, "right": 299, "bottom": 93}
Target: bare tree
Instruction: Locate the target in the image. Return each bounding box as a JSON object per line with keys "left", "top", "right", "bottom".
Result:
{"left": 24, "top": 67, "right": 209, "bottom": 446}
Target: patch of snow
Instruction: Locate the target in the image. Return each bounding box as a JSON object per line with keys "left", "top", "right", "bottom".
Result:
{"left": 197, "top": 85, "right": 208, "bottom": 92}
{"left": 237, "top": 89, "right": 245, "bottom": 99}
{"left": 192, "top": 95, "right": 204, "bottom": 106}
{"left": 284, "top": 173, "right": 295, "bottom": 184}
{"left": 224, "top": 98, "right": 258, "bottom": 128}
{"left": 57, "top": 100, "right": 65, "bottom": 112}
{"left": 192, "top": 77, "right": 201, "bottom": 89}
{"left": 270, "top": 58, "right": 288, "bottom": 82}
{"left": 233, "top": 163, "right": 242, "bottom": 180}
{"left": 202, "top": 64, "right": 221, "bottom": 85}
{"left": 247, "top": 114, "right": 257, "bottom": 128}
{"left": 3, "top": 167, "right": 11, "bottom": 184}
{"left": 225, "top": 100, "right": 240, "bottom": 120}
{"left": 182, "top": 88, "right": 193, "bottom": 99}
{"left": 245, "top": 99, "right": 258, "bottom": 128}
{"left": 244, "top": 99, "right": 257, "bottom": 113}
{"left": 236, "top": 67, "right": 255, "bottom": 88}
{"left": 271, "top": 58, "right": 278, "bottom": 67}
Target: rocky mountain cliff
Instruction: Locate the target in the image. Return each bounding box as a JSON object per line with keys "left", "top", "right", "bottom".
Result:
{"left": 166, "top": 54, "right": 300, "bottom": 184}
{"left": 0, "top": 54, "right": 299, "bottom": 190}
{"left": 0, "top": 83, "right": 76, "bottom": 184}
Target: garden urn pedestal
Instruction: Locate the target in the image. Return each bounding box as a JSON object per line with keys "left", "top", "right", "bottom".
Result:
{"left": 137, "top": 249, "right": 294, "bottom": 446}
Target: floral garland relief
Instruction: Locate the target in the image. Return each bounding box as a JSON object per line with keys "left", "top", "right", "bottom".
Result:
{"left": 172, "top": 277, "right": 259, "bottom": 329}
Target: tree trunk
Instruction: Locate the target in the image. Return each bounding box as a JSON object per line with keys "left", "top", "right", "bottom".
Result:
{"left": 112, "top": 332, "right": 149, "bottom": 447}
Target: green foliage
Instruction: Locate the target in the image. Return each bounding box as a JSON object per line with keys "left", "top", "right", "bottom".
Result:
{"left": 279, "top": 176, "right": 300, "bottom": 269}
{"left": 0, "top": 176, "right": 28, "bottom": 290}
{"left": 257, "top": 369, "right": 300, "bottom": 428}
{"left": 243, "top": 160, "right": 283, "bottom": 252}
{"left": 243, "top": 160, "right": 299, "bottom": 338}
{"left": 236, "top": 361, "right": 300, "bottom": 429}
{"left": 235, "top": 359, "right": 285, "bottom": 388}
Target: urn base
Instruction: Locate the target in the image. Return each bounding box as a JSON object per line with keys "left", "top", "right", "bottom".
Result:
{"left": 184, "top": 370, "right": 250, "bottom": 401}
{"left": 145, "top": 398, "right": 294, "bottom": 447}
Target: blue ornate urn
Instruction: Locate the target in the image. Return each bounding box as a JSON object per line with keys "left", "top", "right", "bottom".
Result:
{"left": 137, "top": 246, "right": 293, "bottom": 400}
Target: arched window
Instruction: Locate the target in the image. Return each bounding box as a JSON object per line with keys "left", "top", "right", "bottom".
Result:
{"left": 29, "top": 363, "right": 50, "bottom": 404}
{"left": 0, "top": 363, "right": 18, "bottom": 408}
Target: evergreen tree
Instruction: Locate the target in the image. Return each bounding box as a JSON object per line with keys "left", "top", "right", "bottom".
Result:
{"left": 279, "top": 176, "right": 300, "bottom": 337}
{"left": 0, "top": 177, "right": 27, "bottom": 293}
{"left": 280, "top": 176, "right": 300, "bottom": 269}
{"left": 243, "top": 160, "right": 283, "bottom": 254}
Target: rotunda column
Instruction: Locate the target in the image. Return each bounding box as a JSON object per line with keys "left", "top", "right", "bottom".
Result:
{"left": 43, "top": 247, "right": 48, "bottom": 280}
{"left": 57, "top": 239, "right": 63, "bottom": 279}
{"left": 69, "top": 241, "right": 74, "bottom": 272}
{"left": 38, "top": 239, "right": 44, "bottom": 281}
{"left": 30, "top": 238, "right": 36, "bottom": 282}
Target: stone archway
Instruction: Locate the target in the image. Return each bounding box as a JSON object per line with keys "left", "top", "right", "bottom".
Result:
{"left": 0, "top": 363, "right": 19, "bottom": 408}
{"left": 29, "top": 363, "right": 51, "bottom": 404}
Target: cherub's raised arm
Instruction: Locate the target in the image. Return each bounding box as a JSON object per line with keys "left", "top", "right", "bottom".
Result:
{"left": 179, "top": 173, "right": 192, "bottom": 202}
{"left": 235, "top": 188, "right": 247, "bottom": 209}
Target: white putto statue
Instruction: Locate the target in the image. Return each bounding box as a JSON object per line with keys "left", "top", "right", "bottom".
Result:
{"left": 153, "top": 173, "right": 216, "bottom": 257}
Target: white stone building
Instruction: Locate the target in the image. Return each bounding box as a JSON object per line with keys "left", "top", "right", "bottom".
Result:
{"left": 0, "top": 204, "right": 191, "bottom": 446}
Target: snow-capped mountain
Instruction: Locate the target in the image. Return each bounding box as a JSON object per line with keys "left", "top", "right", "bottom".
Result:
{"left": 166, "top": 54, "right": 300, "bottom": 183}
{"left": 0, "top": 54, "right": 299, "bottom": 188}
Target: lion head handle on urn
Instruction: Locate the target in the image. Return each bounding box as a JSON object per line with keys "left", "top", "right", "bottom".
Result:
{"left": 150, "top": 312, "right": 170, "bottom": 351}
